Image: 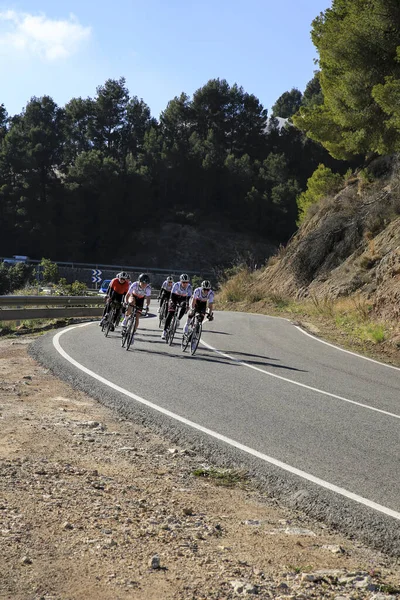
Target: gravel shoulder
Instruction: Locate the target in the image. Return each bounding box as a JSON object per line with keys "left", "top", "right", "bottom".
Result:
{"left": 1, "top": 334, "right": 400, "bottom": 600}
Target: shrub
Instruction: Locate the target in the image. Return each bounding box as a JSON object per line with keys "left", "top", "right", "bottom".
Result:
{"left": 39, "top": 258, "right": 59, "bottom": 284}
{"left": 0, "top": 262, "right": 34, "bottom": 295}
{"left": 54, "top": 278, "right": 87, "bottom": 296}
{"left": 296, "top": 164, "right": 344, "bottom": 224}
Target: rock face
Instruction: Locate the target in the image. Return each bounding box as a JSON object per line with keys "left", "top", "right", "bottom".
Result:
{"left": 258, "top": 162, "right": 400, "bottom": 325}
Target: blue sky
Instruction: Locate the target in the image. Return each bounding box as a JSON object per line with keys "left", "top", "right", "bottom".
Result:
{"left": 0, "top": 0, "right": 331, "bottom": 119}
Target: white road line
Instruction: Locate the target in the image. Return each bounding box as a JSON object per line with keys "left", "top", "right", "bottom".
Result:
{"left": 294, "top": 324, "right": 400, "bottom": 372}
{"left": 53, "top": 324, "right": 400, "bottom": 522}
{"left": 199, "top": 339, "right": 400, "bottom": 420}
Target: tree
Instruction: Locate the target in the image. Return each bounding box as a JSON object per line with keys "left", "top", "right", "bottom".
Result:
{"left": 301, "top": 72, "right": 324, "bottom": 109}
{"left": 89, "top": 78, "right": 130, "bottom": 160}
{"left": 293, "top": 0, "right": 400, "bottom": 157}
{"left": 64, "top": 97, "right": 95, "bottom": 162}
{"left": 0, "top": 104, "right": 7, "bottom": 141}
{"left": 272, "top": 88, "right": 302, "bottom": 118}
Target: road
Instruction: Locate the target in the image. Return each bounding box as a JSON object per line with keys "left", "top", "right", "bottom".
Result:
{"left": 31, "top": 310, "right": 400, "bottom": 555}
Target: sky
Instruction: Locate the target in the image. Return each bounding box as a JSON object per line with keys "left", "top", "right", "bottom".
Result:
{"left": 0, "top": 0, "right": 331, "bottom": 119}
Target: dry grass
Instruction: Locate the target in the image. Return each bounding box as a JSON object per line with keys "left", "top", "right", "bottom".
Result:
{"left": 216, "top": 267, "right": 394, "bottom": 362}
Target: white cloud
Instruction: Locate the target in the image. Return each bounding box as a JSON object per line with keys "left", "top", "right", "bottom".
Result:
{"left": 0, "top": 10, "right": 91, "bottom": 61}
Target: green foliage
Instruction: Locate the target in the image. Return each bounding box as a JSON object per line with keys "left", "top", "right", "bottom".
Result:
{"left": 272, "top": 88, "right": 302, "bottom": 118}
{"left": 0, "top": 262, "right": 34, "bottom": 295}
{"left": 0, "top": 75, "right": 352, "bottom": 264}
{"left": 54, "top": 278, "right": 87, "bottom": 296}
{"left": 191, "top": 275, "right": 202, "bottom": 290}
{"left": 192, "top": 466, "right": 248, "bottom": 487}
{"left": 40, "top": 257, "right": 59, "bottom": 284}
{"left": 296, "top": 164, "right": 344, "bottom": 223}
{"left": 293, "top": 0, "right": 400, "bottom": 158}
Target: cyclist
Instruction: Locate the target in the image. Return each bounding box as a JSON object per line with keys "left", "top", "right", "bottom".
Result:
{"left": 100, "top": 272, "right": 130, "bottom": 331}
{"left": 157, "top": 275, "right": 174, "bottom": 314}
{"left": 121, "top": 273, "right": 151, "bottom": 336}
{"left": 183, "top": 280, "right": 214, "bottom": 334}
{"left": 162, "top": 273, "right": 192, "bottom": 340}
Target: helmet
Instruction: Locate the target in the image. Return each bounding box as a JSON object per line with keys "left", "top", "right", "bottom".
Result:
{"left": 167, "top": 275, "right": 174, "bottom": 283}
{"left": 117, "top": 271, "right": 129, "bottom": 280}
{"left": 180, "top": 273, "right": 189, "bottom": 282}
{"left": 138, "top": 273, "right": 150, "bottom": 284}
{"left": 201, "top": 280, "right": 211, "bottom": 290}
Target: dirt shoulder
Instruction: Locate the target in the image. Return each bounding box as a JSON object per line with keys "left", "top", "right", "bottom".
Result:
{"left": 1, "top": 334, "right": 400, "bottom": 600}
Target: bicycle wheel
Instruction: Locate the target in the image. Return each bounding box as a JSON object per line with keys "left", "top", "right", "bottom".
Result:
{"left": 159, "top": 302, "right": 167, "bottom": 328}
{"left": 168, "top": 314, "right": 178, "bottom": 346}
{"left": 125, "top": 310, "right": 136, "bottom": 350}
{"left": 126, "top": 326, "right": 135, "bottom": 350}
{"left": 181, "top": 328, "right": 191, "bottom": 352}
{"left": 190, "top": 321, "right": 202, "bottom": 355}
{"left": 104, "top": 308, "right": 115, "bottom": 337}
{"left": 121, "top": 318, "right": 130, "bottom": 348}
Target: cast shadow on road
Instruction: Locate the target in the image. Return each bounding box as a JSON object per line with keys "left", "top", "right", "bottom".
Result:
{"left": 125, "top": 345, "right": 239, "bottom": 366}
{"left": 133, "top": 333, "right": 306, "bottom": 373}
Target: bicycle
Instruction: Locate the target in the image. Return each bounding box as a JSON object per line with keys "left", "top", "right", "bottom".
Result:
{"left": 102, "top": 300, "right": 120, "bottom": 337}
{"left": 158, "top": 299, "right": 168, "bottom": 329}
{"left": 181, "top": 312, "right": 203, "bottom": 355}
{"left": 165, "top": 301, "right": 187, "bottom": 346}
{"left": 121, "top": 305, "right": 138, "bottom": 350}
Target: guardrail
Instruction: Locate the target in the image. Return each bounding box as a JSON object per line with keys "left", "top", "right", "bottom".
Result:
{"left": 0, "top": 295, "right": 104, "bottom": 321}
{"left": 0, "top": 293, "right": 160, "bottom": 321}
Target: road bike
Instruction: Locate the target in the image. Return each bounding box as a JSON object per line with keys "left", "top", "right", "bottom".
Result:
{"left": 181, "top": 312, "right": 203, "bottom": 355}
{"left": 158, "top": 299, "right": 168, "bottom": 329}
{"left": 165, "top": 301, "right": 187, "bottom": 346}
{"left": 102, "top": 300, "right": 120, "bottom": 337}
{"left": 121, "top": 305, "right": 138, "bottom": 350}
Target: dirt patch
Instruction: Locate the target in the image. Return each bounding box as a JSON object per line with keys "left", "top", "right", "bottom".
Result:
{"left": 1, "top": 336, "right": 399, "bottom": 599}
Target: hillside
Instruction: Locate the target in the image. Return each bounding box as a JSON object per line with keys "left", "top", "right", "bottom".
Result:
{"left": 218, "top": 156, "right": 400, "bottom": 364}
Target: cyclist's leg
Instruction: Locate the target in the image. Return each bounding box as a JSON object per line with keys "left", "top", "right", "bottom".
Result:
{"left": 122, "top": 296, "right": 134, "bottom": 329}
{"left": 100, "top": 298, "right": 111, "bottom": 324}
{"left": 183, "top": 306, "right": 195, "bottom": 333}
{"left": 178, "top": 302, "right": 187, "bottom": 322}
{"left": 162, "top": 298, "right": 175, "bottom": 339}
{"left": 114, "top": 303, "right": 122, "bottom": 326}
{"left": 134, "top": 297, "right": 144, "bottom": 332}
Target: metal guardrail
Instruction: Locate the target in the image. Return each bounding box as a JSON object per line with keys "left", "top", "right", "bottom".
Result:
{"left": 0, "top": 295, "right": 104, "bottom": 321}
{"left": 0, "top": 293, "right": 159, "bottom": 321}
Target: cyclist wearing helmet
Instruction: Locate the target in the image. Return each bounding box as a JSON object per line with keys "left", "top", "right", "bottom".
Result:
{"left": 157, "top": 275, "right": 174, "bottom": 314}
{"left": 183, "top": 280, "right": 214, "bottom": 334}
{"left": 100, "top": 272, "right": 130, "bottom": 331}
{"left": 122, "top": 273, "right": 151, "bottom": 336}
{"left": 162, "top": 273, "right": 192, "bottom": 340}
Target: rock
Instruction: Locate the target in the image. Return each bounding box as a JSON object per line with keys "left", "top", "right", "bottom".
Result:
{"left": 149, "top": 554, "right": 160, "bottom": 569}
{"left": 20, "top": 556, "right": 32, "bottom": 565}
{"left": 284, "top": 527, "right": 316, "bottom": 536}
{"left": 322, "top": 544, "right": 345, "bottom": 554}
{"left": 230, "top": 580, "right": 258, "bottom": 595}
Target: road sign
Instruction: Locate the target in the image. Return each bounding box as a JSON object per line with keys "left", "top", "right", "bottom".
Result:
{"left": 92, "top": 269, "right": 102, "bottom": 277}
{"left": 92, "top": 276, "right": 102, "bottom": 283}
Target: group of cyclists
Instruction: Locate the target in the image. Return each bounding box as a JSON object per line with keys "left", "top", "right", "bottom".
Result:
{"left": 99, "top": 271, "right": 214, "bottom": 344}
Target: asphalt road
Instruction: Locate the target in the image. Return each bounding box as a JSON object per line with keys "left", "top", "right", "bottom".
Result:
{"left": 31, "top": 310, "right": 400, "bottom": 555}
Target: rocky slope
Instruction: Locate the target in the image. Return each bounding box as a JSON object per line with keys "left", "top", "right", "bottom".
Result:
{"left": 256, "top": 157, "right": 400, "bottom": 327}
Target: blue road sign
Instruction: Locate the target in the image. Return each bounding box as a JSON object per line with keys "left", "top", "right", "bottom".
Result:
{"left": 91, "top": 275, "right": 102, "bottom": 283}
{"left": 92, "top": 269, "right": 102, "bottom": 277}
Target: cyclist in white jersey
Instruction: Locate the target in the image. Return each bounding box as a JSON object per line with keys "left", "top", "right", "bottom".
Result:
{"left": 183, "top": 280, "right": 214, "bottom": 333}
{"left": 161, "top": 273, "right": 192, "bottom": 340}
{"left": 122, "top": 273, "right": 151, "bottom": 335}
{"left": 157, "top": 275, "right": 174, "bottom": 314}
